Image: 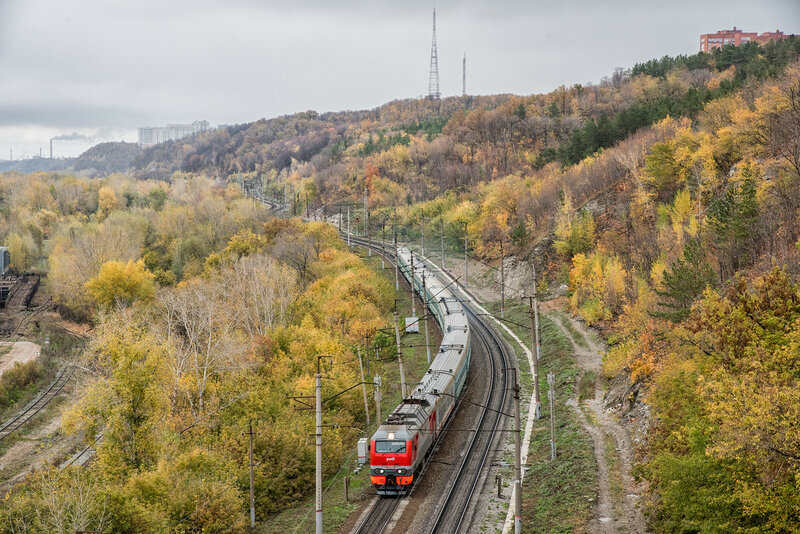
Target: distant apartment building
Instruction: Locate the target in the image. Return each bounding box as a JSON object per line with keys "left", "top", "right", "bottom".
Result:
{"left": 138, "top": 121, "right": 210, "bottom": 147}
{"left": 700, "top": 27, "right": 793, "bottom": 52}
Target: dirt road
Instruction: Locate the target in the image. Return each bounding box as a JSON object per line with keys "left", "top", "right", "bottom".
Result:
{"left": 0, "top": 341, "right": 41, "bottom": 377}
{"left": 551, "top": 313, "right": 649, "bottom": 534}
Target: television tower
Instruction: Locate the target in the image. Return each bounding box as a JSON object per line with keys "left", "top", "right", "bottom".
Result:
{"left": 428, "top": 9, "right": 440, "bottom": 100}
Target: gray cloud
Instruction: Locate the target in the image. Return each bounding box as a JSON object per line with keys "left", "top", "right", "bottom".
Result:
{"left": 1, "top": 0, "right": 798, "bottom": 158}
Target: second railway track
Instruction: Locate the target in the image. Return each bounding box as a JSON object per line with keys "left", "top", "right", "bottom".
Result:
{"left": 0, "top": 364, "right": 74, "bottom": 441}
{"left": 347, "top": 235, "right": 515, "bottom": 534}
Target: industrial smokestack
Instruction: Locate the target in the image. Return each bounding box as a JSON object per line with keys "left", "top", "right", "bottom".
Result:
{"left": 50, "top": 139, "right": 53, "bottom": 159}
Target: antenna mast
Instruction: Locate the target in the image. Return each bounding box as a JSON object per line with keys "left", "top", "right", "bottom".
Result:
{"left": 462, "top": 53, "right": 466, "bottom": 96}
{"left": 428, "top": 9, "right": 440, "bottom": 100}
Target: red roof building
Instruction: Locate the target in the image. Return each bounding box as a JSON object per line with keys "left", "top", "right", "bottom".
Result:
{"left": 700, "top": 27, "right": 792, "bottom": 52}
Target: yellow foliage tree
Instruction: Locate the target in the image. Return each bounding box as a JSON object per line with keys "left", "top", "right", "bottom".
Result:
{"left": 85, "top": 259, "right": 155, "bottom": 309}
{"left": 97, "top": 186, "right": 118, "bottom": 221}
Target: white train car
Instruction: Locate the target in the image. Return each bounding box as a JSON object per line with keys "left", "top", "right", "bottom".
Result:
{"left": 369, "top": 247, "right": 471, "bottom": 495}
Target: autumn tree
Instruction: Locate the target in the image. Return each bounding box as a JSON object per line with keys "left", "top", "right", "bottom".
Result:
{"left": 85, "top": 259, "right": 155, "bottom": 310}
{"left": 63, "top": 309, "right": 170, "bottom": 477}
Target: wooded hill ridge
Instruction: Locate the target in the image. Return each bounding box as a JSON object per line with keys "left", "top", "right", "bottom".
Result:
{"left": 1, "top": 37, "right": 799, "bottom": 533}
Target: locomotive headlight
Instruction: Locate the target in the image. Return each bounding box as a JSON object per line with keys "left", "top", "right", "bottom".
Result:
{"left": 377, "top": 469, "right": 385, "bottom": 474}
{"left": 397, "top": 469, "right": 406, "bottom": 475}
{"left": 388, "top": 432, "right": 395, "bottom": 440}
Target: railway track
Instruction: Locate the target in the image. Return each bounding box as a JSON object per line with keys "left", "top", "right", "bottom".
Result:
{"left": 347, "top": 235, "right": 514, "bottom": 534}
{"left": 428, "top": 302, "right": 511, "bottom": 533}
{"left": 0, "top": 364, "right": 74, "bottom": 441}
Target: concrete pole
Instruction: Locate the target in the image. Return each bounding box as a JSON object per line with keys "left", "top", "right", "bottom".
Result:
{"left": 528, "top": 297, "right": 542, "bottom": 420}
{"left": 365, "top": 187, "right": 371, "bottom": 256}
{"left": 464, "top": 222, "right": 469, "bottom": 289}
{"left": 500, "top": 239, "right": 505, "bottom": 319}
{"left": 423, "top": 272, "right": 431, "bottom": 365}
{"left": 533, "top": 262, "right": 541, "bottom": 362}
{"left": 394, "top": 209, "right": 399, "bottom": 292}
{"left": 421, "top": 208, "right": 425, "bottom": 256}
{"left": 358, "top": 345, "right": 370, "bottom": 425}
{"left": 514, "top": 378, "right": 522, "bottom": 534}
{"left": 347, "top": 206, "right": 351, "bottom": 248}
{"left": 249, "top": 421, "right": 255, "bottom": 530}
{"left": 394, "top": 308, "right": 407, "bottom": 399}
{"left": 374, "top": 375, "right": 382, "bottom": 423}
{"left": 410, "top": 251, "right": 417, "bottom": 317}
{"left": 315, "top": 359, "right": 323, "bottom": 534}
{"left": 548, "top": 372, "right": 557, "bottom": 460}
{"left": 441, "top": 217, "right": 445, "bottom": 270}
{"left": 381, "top": 219, "right": 386, "bottom": 269}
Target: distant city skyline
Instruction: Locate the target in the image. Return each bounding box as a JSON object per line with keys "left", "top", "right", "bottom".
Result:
{"left": 0, "top": 0, "right": 798, "bottom": 159}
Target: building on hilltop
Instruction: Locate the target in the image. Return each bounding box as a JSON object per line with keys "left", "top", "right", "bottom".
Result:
{"left": 138, "top": 121, "right": 209, "bottom": 147}
{"left": 700, "top": 27, "right": 794, "bottom": 52}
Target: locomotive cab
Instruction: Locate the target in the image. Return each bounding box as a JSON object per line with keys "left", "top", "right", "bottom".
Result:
{"left": 369, "top": 427, "right": 418, "bottom": 495}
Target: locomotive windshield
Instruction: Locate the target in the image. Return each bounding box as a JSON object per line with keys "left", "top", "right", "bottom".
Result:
{"left": 375, "top": 440, "right": 406, "bottom": 453}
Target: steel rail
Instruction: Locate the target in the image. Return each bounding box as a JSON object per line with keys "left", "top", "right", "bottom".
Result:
{"left": 352, "top": 496, "right": 402, "bottom": 534}
{"left": 428, "top": 303, "right": 510, "bottom": 533}
{"left": 0, "top": 364, "right": 74, "bottom": 441}
{"left": 346, "top": 233, "right": 512, "bottom": 534}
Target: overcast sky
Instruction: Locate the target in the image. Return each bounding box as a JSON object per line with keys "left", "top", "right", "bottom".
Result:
{"left": 0, "top": 0, "right": 797, "bottom": 159}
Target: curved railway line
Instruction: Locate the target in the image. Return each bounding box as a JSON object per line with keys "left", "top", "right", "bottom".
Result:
{"left": 0, "top": 364, "right": 74, "bottom": 441}
{"left": 347, "top": 234, "right": 515, "bottom": 534}
{"left": 0, "top": 281, "right": 87, "bottom": 444}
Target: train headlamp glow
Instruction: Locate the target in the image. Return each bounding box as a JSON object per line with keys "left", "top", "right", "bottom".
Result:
{"left": 388, "top": 432, "right": 395, "bottom": 440}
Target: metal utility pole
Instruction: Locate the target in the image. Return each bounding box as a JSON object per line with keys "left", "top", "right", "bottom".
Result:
{"left": 441, "top": 217, "right": 445, "bottom": 270}
{"left": 463, "top": 222, "right": 469, "bottom": 289}
{"left": 526, "top": 297, "right": 542, "bottom": 420}
{"left": 533, "top": 262, "right": 541, "bottom": 361}
{"left": 347, "top": 206, "right": 351, "bottom": 248}
{"left": 393, "top": 209, "right": 399, "bottom": 291}
{"left": 315, "top": 357, "right": 323, "bottom": 534}
{"left": 358, "top": 345, "right": 370, "bottom": 424}
{"left": 423, "top": 272, "right": 431, "bottom": 365}
{"left": 548, "top": 372, "right": 557, "bottom": 460}
{"left": 249, "top": 421, "right": 256, "bottom": 530}
{"left": 410, "top": 251, "right": 417, "bottom": 317}
{"left": 393, "top": 306, "right": 408, "bottom": 399}
{"left": 500, "top": 239, "right": 505, "bottom": 319}
{"left": 364, "top": 187, "right": 370, "bottom": 256}
{"left": 514, "top": 375, "right": 522, "bottom": 534}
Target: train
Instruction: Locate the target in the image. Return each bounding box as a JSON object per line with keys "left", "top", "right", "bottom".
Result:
{"left": 369, "top": 246, "right": 472, "bottom": 495}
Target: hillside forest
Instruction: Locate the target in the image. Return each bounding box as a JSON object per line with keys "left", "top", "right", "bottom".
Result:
{"left": 1, "top": 37, "right": 799, "bottom": 532}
